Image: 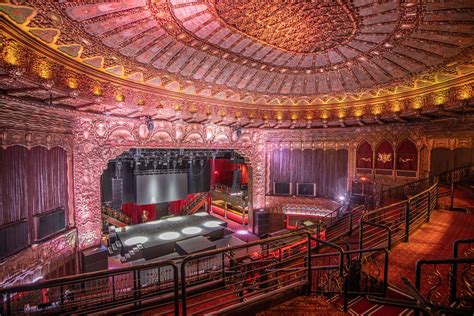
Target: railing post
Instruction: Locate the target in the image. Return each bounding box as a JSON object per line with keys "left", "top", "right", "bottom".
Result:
{"left": 426, "top": 190, "right": 431, "bottom": 223}
{"left": 306, "top": 236, "right": 312, "bottom": 295}
{"left": 343, "top": 275, "right": 349, "bottom": 313}
{"left": 221, "top": 252, "right": 226, "bottom": 281}
{"left": 404, "top": 201, "right": 410, "bottom": 242}
{"left": 348, "top": 210, "right": 353, "bottom": 237}
{"left": 181, "top": 261, "right": 187, "bottom": 316}
{"left": 316, "top": 224, "right": 321, "bottom": 253}
{"left": 450, "top": 241, "right": 459, "bottom": 305}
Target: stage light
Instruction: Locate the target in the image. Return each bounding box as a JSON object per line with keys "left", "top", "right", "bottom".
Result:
{"left": 182, "top": 227, "right": 202, "bottom": 235}
{"left": 203, "top": 221, "right": 223, "bottom": 228}
{"left": 338, "top": 195, "right": 346, "bottom": 202}
{"left": 194, "top": 212, "right": 208, "bottom": 216}
{"left": 144, "top": 219, "right": 163, "bottom": 225}
{"left": 167, "top": 216, "right": 183, "bottom": 221}
{"left": 158, "top": 232, "right": 180, "bottom": 240}
{"left": 236, "top": 230, "right": 249, "bottom": 235}
{"left": 124, "top": 236, "right": 149, "bottom": 246}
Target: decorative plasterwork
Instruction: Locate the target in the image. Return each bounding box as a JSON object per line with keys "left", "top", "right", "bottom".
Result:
{"left": 0, "top": 0, "right": 472, "bottom": 112}
{"left": 72, "top": 116, "right": 267, "bottom": 248}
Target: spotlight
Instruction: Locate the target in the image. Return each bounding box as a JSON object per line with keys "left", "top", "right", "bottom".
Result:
{"left": 124, "top": 236, "right": 148, "bottom": 246}
{"left": 158, "top": 232, "right": 180, "bottom": 240}
{"left": 167, "top": 216, "right": 183, "bottom": 221}
{"left": 182, "top": 227, "right": 202, "bottom": 235}
{"left": 146, "top": 115, "right": 154, "bottom": 133}
{"left": 236, "top": 230, "right": 249, "bottom": 235}
{"left": 338, "top": 195, "right": 346, "bottom": 202}
{"left": 194, "top": 212, "right": 208, "bottom": 216}
{"left": 203, "top": 221, "right": 223, "bottom": 228}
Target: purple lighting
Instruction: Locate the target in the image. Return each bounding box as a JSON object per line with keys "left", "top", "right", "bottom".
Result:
{"left": 236, "top": 229, "right": 249, "bottom": 235}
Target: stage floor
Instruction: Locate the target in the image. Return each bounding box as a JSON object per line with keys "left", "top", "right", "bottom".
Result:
{"left": 114, "top": 212, "right": 228, "bottom": 260}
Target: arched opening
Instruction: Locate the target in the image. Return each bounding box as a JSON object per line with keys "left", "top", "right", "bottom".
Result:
{"left": 396, "top": 139, "right": 418, "bottom": 178}
{"left": 375, "top": 140, "right": 394, "bottom": 176}
{"left": 99, "top": 148, "right": 253, "bottom": 265}
{"left": 356, "top": 141, "right": 373, "bottom": 170}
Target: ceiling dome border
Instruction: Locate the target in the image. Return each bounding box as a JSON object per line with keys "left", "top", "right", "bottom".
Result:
{"left": 0, "top": 2, "right": 472, "bottom": 121}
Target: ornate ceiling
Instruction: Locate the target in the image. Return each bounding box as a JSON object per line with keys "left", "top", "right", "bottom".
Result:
{"left": 0, "top": 0, "right": 472, "bottom": 127}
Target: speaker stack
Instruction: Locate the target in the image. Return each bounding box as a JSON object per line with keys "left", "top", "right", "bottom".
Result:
{"left": 81, "top": 245, "right": 108, "bottom": 273}
{"left": 254, "top": 209, "right": 270, "bottom": 237}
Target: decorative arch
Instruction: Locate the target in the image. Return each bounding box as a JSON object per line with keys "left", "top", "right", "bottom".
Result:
{"left": 397, "top": 139, "right": 418, "bottom": 171}
{"left": 73, "top": 117, "right": 266, "bottom": 249}
{"left": 375, "top": 140, "right": 394, "bottom": 170}
{"left": 356, "top": 140, "right": 373, "bottom": 169}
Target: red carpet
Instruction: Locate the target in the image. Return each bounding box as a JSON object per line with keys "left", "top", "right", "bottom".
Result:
{"left": 388, "top": 210, "right": 474, "bottom": 289}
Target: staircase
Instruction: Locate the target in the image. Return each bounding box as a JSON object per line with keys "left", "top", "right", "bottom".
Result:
{"left": 182, "top": 192, "right": 208, "bottom": 215}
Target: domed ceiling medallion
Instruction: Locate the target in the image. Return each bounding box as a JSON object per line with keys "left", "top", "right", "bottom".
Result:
{"left": 213, "top": 1, "right": 357, "bottom": 54}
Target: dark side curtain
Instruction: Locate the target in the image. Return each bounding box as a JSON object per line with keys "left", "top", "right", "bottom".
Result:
{"left": 0, "top": 146, "right": 68, "bottom": 226}
{"left": 430, "top": 147, "right": 474, "bottom": 176}
{"left": 269, "top": 148, "right": 348, "bottom": 199}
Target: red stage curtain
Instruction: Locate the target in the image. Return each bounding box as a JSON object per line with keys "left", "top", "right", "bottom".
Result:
{"left": 0, "top": 146, "right": 68, "bottom": 226}
{"left": 168, "top": 193, "right": 197, "bottom": 215}
{"left": 356, "top": 141, "right": 373, "bottom": 168}
{"left": 375, "top": 140, "right": 394, "bottom": 169}
{"left": 397, "top": 139, "right": 417, "bottom": 171}
{"left": 122, "top": 203, "right": 156, "bottom": 224}
{"left": 212, "top": 159, "right": 248, "bottom": 186}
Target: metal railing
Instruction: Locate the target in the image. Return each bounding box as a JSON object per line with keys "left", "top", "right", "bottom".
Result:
{"left": 360, "top": 183, "right": 438, "bottom": 250}
{"left": 415, "top": 257, "right": 474, "bottom": 315}
{"left": 4, "top": 170, "right": 463, "bottom": 315}
{"left": 379, "top": 164, "right": 473, "bottom": 206}
{"left": 1, "top": 260, "right": 179, "bottom": 315}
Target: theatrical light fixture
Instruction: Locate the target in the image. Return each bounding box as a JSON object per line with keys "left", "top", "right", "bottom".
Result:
{"left": 203, "top": 221, "right": 223, "bottom": 228}
{"left": 338, "top": 195, "right": 346, "bottom": 202}
{"left": 158, "top": 232, "right": 180, "bottom": 240}
{"left": 124, "top": 236, "right": 149, "bottom": 246}
{"left": 182, "top": 227, "right": 202, "bottom": 235}
{"left": 167, "top": 216, "right": 183, "bottom": 221}
{"left": 194, "top": 212, "right": 209, "bottom": 216}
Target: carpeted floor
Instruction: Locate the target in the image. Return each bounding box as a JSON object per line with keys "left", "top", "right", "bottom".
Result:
{"left": 388, "top": 210, "right": 474, "bottom": 289}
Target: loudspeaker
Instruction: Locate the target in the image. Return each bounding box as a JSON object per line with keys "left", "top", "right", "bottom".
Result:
{"left": 231, "top": 168, "right": 241, "bottom": 193}
{"left": 81, "top": 245, "right": 108, "bottom": 273}
{"left": 112, "top": 178, "right": 123, "bottom": 209}
{"left": 254, "top": 209, "right": 270, "bottom": 237}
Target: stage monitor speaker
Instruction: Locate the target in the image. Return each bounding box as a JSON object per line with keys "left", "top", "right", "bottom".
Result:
{"left": 112, "top": 178, "right": 123, "bottom": 209}
{"left": 81, "top": 245, "right": 108, "bottom": 273}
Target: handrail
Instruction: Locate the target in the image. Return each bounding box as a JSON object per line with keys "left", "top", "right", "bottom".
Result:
{"left": 309, "top": 236, "right": 345, "bottom": 275}
{"left": 450, "top": 238, "right": 474, "bottom": 304}
{"left": 381, "top": 164, "right": 473, "bottom": 201}
{"left": 359, "top": 221, "right": 392, "bottom": 250}
{"left": 0, "top": 260, "right": 180, "bottom": 316}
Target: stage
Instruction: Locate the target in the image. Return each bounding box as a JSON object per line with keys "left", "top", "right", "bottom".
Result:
{"left": 110, "top": 212, "right": 228, "bottom": 261}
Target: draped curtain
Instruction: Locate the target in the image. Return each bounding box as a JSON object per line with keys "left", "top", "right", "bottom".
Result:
{"left": 397, "top": 140, "right": 418, "bottom": 171}
{"left": 0, "top": 146, "right": 68, "bottom": 226}
{"left": 269, "top": 148, "right": 348, "bottom": 199}
{"left": 375, "top": 140, "right": 394, "bottom": 169}
{"left": 430, "top": 147, "right": 473, "bottom": 176}
{"left": 356, "top": 141, "right": 373, "bottom": 168}
{"left": 122, "top": 203, "right": 156, "bottom": 224}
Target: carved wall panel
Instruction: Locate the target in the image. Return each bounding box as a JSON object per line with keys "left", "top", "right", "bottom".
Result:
{"left": 72, "top": 117, "right": 267, "bottom": 248}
